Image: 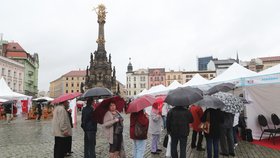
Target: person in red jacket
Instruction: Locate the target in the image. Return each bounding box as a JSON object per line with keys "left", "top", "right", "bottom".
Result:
{"left": 130, "top": 109, "right": 149, "bottom": 158}
{"left": 190, "top": 104, "right": 205, "bottom": 151}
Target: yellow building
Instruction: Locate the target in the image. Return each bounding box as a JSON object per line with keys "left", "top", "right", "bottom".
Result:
{"left": 49, "top": 70, "right": 86, "bottom": 98}
{"left": 182, "top": 71, "right": 216, "bottom": 84}
{"left": 165, "top": 70, "right": 183, "bottom": 86}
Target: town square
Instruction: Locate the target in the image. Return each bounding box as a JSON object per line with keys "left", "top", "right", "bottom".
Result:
{"left": 1, "top": 0, "right": 280, "bottom": 158}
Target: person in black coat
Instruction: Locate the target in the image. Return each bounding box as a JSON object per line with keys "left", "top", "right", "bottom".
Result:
{"left": 166, "top": 106, "right": 193, "bottom": 158}
{"left": 201, "top": 108, "right": 224, "bottom": 158}
{"left": 81, "top": 97, "right": 98, "bottom": 158}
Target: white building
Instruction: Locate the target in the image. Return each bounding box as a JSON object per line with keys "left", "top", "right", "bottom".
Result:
{"left": 126, "top": 60, "right": 148, "bottom": 97}
{"left": 0, "top": 55, "right": 24, "bottom": 93}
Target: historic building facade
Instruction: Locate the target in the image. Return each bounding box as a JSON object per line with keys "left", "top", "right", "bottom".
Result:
{"left": 1, "top": 42, "right": 39, "bottom": 96}
{"left": 148, "top": 68, "right": 166, "bottom": 88}
{"left": 165, "top": 70, "right": 183, "bottom": 86}
{"left": 85, "top": 4, "right": 117, "bottom": 94}
{"left": 49, "top": 70, "right": 86, "bottom": 98}
{"left": 0, "top": 55, "right": 24, "bottom": 93}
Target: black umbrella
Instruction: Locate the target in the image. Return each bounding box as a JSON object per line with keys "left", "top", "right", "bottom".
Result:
{"left": 164, "top": 87, "right": 203, "bottom": 107}
{"left": 33, "top": 99, "right": 48, "bottom": 103}
{"left": 206, "top": 82, "right": 235, "bottom": 95}
{"left": 2, "top": 100, "right": 14, "bottom": 109}
{"left": 196, "top": 96, "right": 225, "bottom": 109}
{"left": 81, "top": 87, "right": 113, "bottom": 98}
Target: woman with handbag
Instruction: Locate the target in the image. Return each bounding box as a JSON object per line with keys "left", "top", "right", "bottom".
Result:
{"left": 103, "top": 102, "right": 125, "bottom": 158}
{"left": 130, "top": 109, "right": 149, "bottom": 158}
{"left": 201, "top": 108, "right": 224, "bottom": 158}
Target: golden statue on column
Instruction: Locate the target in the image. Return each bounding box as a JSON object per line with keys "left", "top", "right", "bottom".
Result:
{"left": 94, "top": 4, "right": 107, "bottom": 23}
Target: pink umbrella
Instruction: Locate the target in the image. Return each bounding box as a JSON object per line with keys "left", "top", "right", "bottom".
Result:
{"left": 51, "top": 92, "right": 81, "bottom": 104}
{"left": 126, "top": 95, "right": 156, "bottom": 113}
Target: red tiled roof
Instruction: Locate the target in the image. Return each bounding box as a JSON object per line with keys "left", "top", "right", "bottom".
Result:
{"left": 6, "top": 52, "right": 27, "bottom": 58}
{"left": 259, "top": 56, "right": 280, "bottom": 62}
{"left": 63, "top": 70, "right": 86, "bottom": 77}
{"left": 6, "top": 42, "right": 26, "bottom": 52}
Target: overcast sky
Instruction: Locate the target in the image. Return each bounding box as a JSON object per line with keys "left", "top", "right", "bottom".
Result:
{"left": 1, "top": 0, "right": 280, "bottom": 91}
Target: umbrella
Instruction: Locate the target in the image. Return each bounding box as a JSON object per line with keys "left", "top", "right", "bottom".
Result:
{"left": 196, "top": 96, "right": 225, "bottom": 109}
{"left": 33, "top": 99, "right": 48, "bottom": 103}
{"left": 51, "top": 92, "right": 81, "bottom": 104}
{"left": 81, "top": 87, "right": 113, "bottom": 98}
{"left": 2, "top": 100, "right": 15, "bottom": 107}
{"left": 126, "top": 95, "right": 156, "bottom": 113}
{"left": 164, "top": 87, "right": 203, "bottom": 107}
{"left": 212, "top": 92, "right": 244, "bottom": 113}
{"left": 206, "top": 83, "right": 235, "bottom": 95}
{"left": 93, "top": 95, "right": 126, "bottom": 124}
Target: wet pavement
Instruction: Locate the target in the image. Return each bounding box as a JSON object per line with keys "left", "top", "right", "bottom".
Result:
{"left": 0, "top": 113, "right": 280, "bottom": 158}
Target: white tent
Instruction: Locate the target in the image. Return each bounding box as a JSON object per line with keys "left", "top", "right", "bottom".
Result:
{"left": 167, "top": 80, "right": 183, "bottom": 90}
{"left": 258, "top": 63, "right": 280, "bottom": 75}
{"left": 244, "top": 83, "right": 280, "bottom": 139}
{"left": 144, "top": 84, "right": 168, "bottom": 96}
{"left": 209, "top": 63, "right": 257, "bottom": 85}
{"left": 183, "top": 74, "right": 210, "bottom": 87}
{"left": 137, "top": 89, "right": 148, "bottom": 97}
{"left": 0, "top": 98, "right": 8, "bottom": 103}
{"left": 33, "top": 97, "right": 54, "bottom": 101}
{"left": 0, "top": 77, "right": 28, "bottom": 99}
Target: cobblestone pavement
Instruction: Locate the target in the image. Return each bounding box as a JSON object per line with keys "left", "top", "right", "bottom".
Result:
{"left": 1, "top": 113, "right": 280, "bottom": 158}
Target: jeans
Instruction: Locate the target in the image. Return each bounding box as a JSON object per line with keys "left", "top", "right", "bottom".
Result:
{"left": 191, "top": 131, "right": 203, "bottom": 149}
{"left": 206, "top": 137, "right": 219, "bottom": 158}
{"left": 133, "top": 139, "right": 146, "bottom": 158}
{"left": 84, "top": 131, "right": 96, "bottom": 158}
{"left": 54, "top": 137, "right": 66, "bottom": 158}
{"left": 233, "top": 126, "right": 238, "bottom": 144}
{"left": 151, "top": 134, "right": 160, "bottom": 152}
{"left": 220, "top": 127, "right": 235, "bottom": 154}
{"left": 171, "top": 135, "right": 187, "bottom": 158}
{"left": 162, "top": 116, "right": 167, "bottom": 129}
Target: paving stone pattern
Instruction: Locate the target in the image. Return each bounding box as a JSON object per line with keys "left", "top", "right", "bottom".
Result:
{"left": 0, "top": 113, "right": 280, "bottom": 158}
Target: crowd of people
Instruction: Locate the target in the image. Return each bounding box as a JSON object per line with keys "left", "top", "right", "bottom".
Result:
{"left": 51, "top": 97, "right": 243, "bottom": 158}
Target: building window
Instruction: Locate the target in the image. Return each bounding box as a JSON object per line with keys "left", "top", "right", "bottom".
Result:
{"left": 173, "top": 75, "right": 176, "bottom": 80}
{"left": 134, "top": 91, "right": 136, "bottom": 95}
{"left": 161, "top": 76, "right": 164, "bottom": 81}
{"left": 72, "top": 77, "right": 74, "bottom": 80}
{"left": 168, "top": 81, "right": 170, "bottom": 85}
{"left": 1, "top": 68, "right": 4, "bottom": 75}
{"left": 134, "top": 77, "right": 136, "bottom": 81}
{"left": 19, "top": 73, "right": 21, "bottom": 78}
{"left": 150, "top": 77, "right": 153, "bottom": 81}
{"left": 134, "top": 84, "right": 136, "bottom": 88}
{"left": 8, "top": 70, "right": 11, "bottom": 76}
{"left": 66, "top": 90, "right": 68, "bottom": 93}
{"left": 178, "top": 75, "right": 181, "bottom": 79}
{"left": 66, "top": 83, "right": 68, "bottom": 87}
{"left": 14, "top": 71, "right": 17, "bottom": 78}
{"left": 77, "top": 90, "right": 79, "bottom": 92}
{"left": 129, "top": 91, "right": 131, "bottom": 95}
{"left": 82, "top": 77, "right": 84, "bottom": 80}
{"left": 151, "top": 84, "right": 153, "bottom": 87}
{"left": 71, "top": 90, "right": 74, "bottom": 93}
{"left": 167, "top": 75, "right": 170, "bottom": 80}
{"left": 77, "top": 83, "right": 79, "bottom": 87}
{"left": 71, "top": 83, "right": 74, "bottom": 87}
{"left": 66, "top": 77, "right": 68, "bottom": 80}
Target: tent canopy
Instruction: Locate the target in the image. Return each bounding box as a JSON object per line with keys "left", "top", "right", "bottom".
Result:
{"left": 167, "top": 80, "right": 183, "bottom": 90}
{"left": 210, "top": 63, "right": 257, "bottom": 84}
{"left": 184, "top": 73, "right": 210, "bottom": 87}
{"left": 258, "top": 63, "right": 280, "bottom": 75}
{"left": 0, "top": 77, "right": 28, "bottom": 99}
{"left": 143, "top": 84, "right": 167, "bottom": 96}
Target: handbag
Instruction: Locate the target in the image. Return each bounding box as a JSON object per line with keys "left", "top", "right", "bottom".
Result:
{"left": 135, "top": 121, "right": 147, "bottom": 137}
{"left": 200, "top": 112, "right": 210, "bottom": 134}
{"left": 163, "top": 134, "right": 169, "bottom": 148}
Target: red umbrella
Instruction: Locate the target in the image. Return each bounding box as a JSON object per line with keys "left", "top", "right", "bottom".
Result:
{"left": 93, "top": 96, "right": 126, "bottom": 124}
{"left": 126, "top": 95, "right": 156, "bottom": 113}
{"left": 51, "top": 92, "right": 81, "bottom": 104}
{"left": 155, "top": 95, "right": 166, "bottom": 114}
